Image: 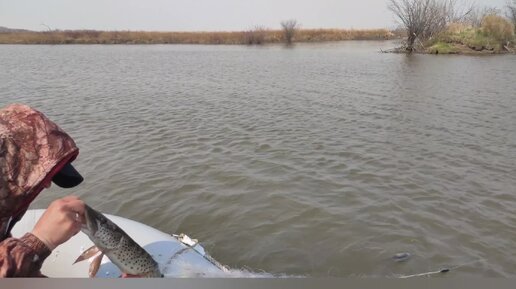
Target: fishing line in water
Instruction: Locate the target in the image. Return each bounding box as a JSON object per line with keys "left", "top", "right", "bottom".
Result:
{"left": 397, "top": 268, "right": 450, "bottom": 278}
{"left": 396, "top": 258, "right": 485, "bottom": 279}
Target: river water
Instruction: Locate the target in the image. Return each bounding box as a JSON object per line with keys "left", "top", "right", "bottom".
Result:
{"left": 1, "top": 41, "right": 515, "bottom": 277}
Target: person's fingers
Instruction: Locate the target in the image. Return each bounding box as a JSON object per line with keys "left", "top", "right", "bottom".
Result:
{"left": 77, "top": 212, "right": 86, "bottom": 224}
{"left": 63, "top": 209, "right": 85, "bottom": 227}
{"left": 31, "top": 196, "right": 88, "bottom": 250}
{"left": 71, "top": 219, "right": 83, "bottom": 235}
{"left": 62, "top": 199, "right": 85, "bottom": 216}
{"left": 60, "top": 210, "right": 83, "bottom": 235}
{"left": 57, "top": 196, "right": 85, "bottom": 217}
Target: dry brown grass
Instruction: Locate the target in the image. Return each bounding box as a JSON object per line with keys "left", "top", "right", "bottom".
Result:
{"left": 481, "top": 15, "right": 514, "bottom": 43}
{"left": 0, "top": 29, "right": 399, "bottom": 45}
{"left": 295, "top": 29, "right": 395, "bottom": 41}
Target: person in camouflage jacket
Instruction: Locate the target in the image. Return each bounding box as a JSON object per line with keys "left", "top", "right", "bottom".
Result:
{"left": 0, "top": 104, "right": 85, "bottom": 277}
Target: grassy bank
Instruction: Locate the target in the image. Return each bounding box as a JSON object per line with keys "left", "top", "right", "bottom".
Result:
{"left": 423, "top": 15, "right": 516, "bottom": 55}
{"left": 425, "top": 24, "right": 515, "bottom": 54}
{"left": 0, "top": 28, "right": 400, "bottom": 45}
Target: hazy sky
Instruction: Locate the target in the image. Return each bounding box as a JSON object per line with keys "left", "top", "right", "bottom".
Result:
{"left": 0, "top": 0, "right": 509, "bottom": 31}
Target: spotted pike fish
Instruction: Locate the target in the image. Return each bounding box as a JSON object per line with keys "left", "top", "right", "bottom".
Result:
{"left": 73, "top": 204, "right": 163, "bottom": 277}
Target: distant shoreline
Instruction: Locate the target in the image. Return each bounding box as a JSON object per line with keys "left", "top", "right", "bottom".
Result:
{"left": 0, "top": 28, "right": 403, "bottom": 45}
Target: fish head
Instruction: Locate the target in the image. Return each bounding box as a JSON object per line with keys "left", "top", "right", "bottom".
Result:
{"left": 82, "top": 204, "right": 123, "bottom": 250}
{"left": 82, "top": 204, "right": 99, "bottom": 235}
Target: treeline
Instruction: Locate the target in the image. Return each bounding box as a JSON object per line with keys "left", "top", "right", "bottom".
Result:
{"left": 0, "top": 28, "right": 400, "bottom": 45}
{"left": 388, "top": 0, "right": 516, "bottom": 53}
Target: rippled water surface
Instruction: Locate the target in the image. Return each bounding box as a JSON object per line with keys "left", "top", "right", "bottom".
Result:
{"left": 1, "top": 42, "right": 515, "bottom": 277}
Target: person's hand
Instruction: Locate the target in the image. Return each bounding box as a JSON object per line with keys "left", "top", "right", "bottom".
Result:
{"left": 31, "top": 195, "right": 85, "bottom": 251}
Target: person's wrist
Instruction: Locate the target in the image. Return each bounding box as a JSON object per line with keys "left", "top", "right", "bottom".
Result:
{"left": 20, "top": 233, "right": 52, "bottom": 262}
{"left": 30, "top": 229, "right": 57, "bottom": 251}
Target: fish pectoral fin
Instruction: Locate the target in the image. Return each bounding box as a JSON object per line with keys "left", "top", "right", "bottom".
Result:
{"left": 89, "top": 252, "right": 104, "bottom": 278}
{"left": 73, "top": 245, "right": 101, "bottom": 264}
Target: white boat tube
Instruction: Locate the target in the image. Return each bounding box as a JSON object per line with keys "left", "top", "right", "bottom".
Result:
{"left": 11, "top": 209, "right": 229, "bottom": 278}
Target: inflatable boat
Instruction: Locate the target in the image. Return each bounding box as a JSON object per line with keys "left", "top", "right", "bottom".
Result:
{"left": 11, "top": 209, "right": 231, "bottom": 278}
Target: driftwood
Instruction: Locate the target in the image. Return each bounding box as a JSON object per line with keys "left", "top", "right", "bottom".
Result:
{"left": 380, "top": 47, "right": 413, "bottom": 53}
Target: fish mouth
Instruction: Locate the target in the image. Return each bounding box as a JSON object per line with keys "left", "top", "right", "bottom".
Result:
{"left": 83, "top": 204, "right": 101, "bottom": 235}
{"left": 82, "top": 204, "right": 121, "bottom": 240}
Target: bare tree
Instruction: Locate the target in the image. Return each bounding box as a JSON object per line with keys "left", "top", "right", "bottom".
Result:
{"left": 388, "top": 0, "right": 471, "bottom": 52}
{"left": 40, "top": 23, "right": 53, "bottom": 31}
{"left": 466, "top": 6, "right": 501, "bottom": 27}
{"left": 443, "top": 0, "right": 474, "bottom": 23}
{"left": 388, "top": 0, "right": 441, "bottom": 51}
{"left": 507, "top": 0, "right": 516, "bottom": 30}
{"left": 280, "top": 19, "right": 299, "bottom": 44}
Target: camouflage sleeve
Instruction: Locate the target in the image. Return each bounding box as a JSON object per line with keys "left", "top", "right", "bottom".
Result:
{"left": 0, "top": 233, "right": 50, "bottom": 277}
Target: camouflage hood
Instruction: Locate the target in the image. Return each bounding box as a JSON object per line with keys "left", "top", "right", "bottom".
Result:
{"left": 0, "top": 104, "right": 79, "bottom": 238}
